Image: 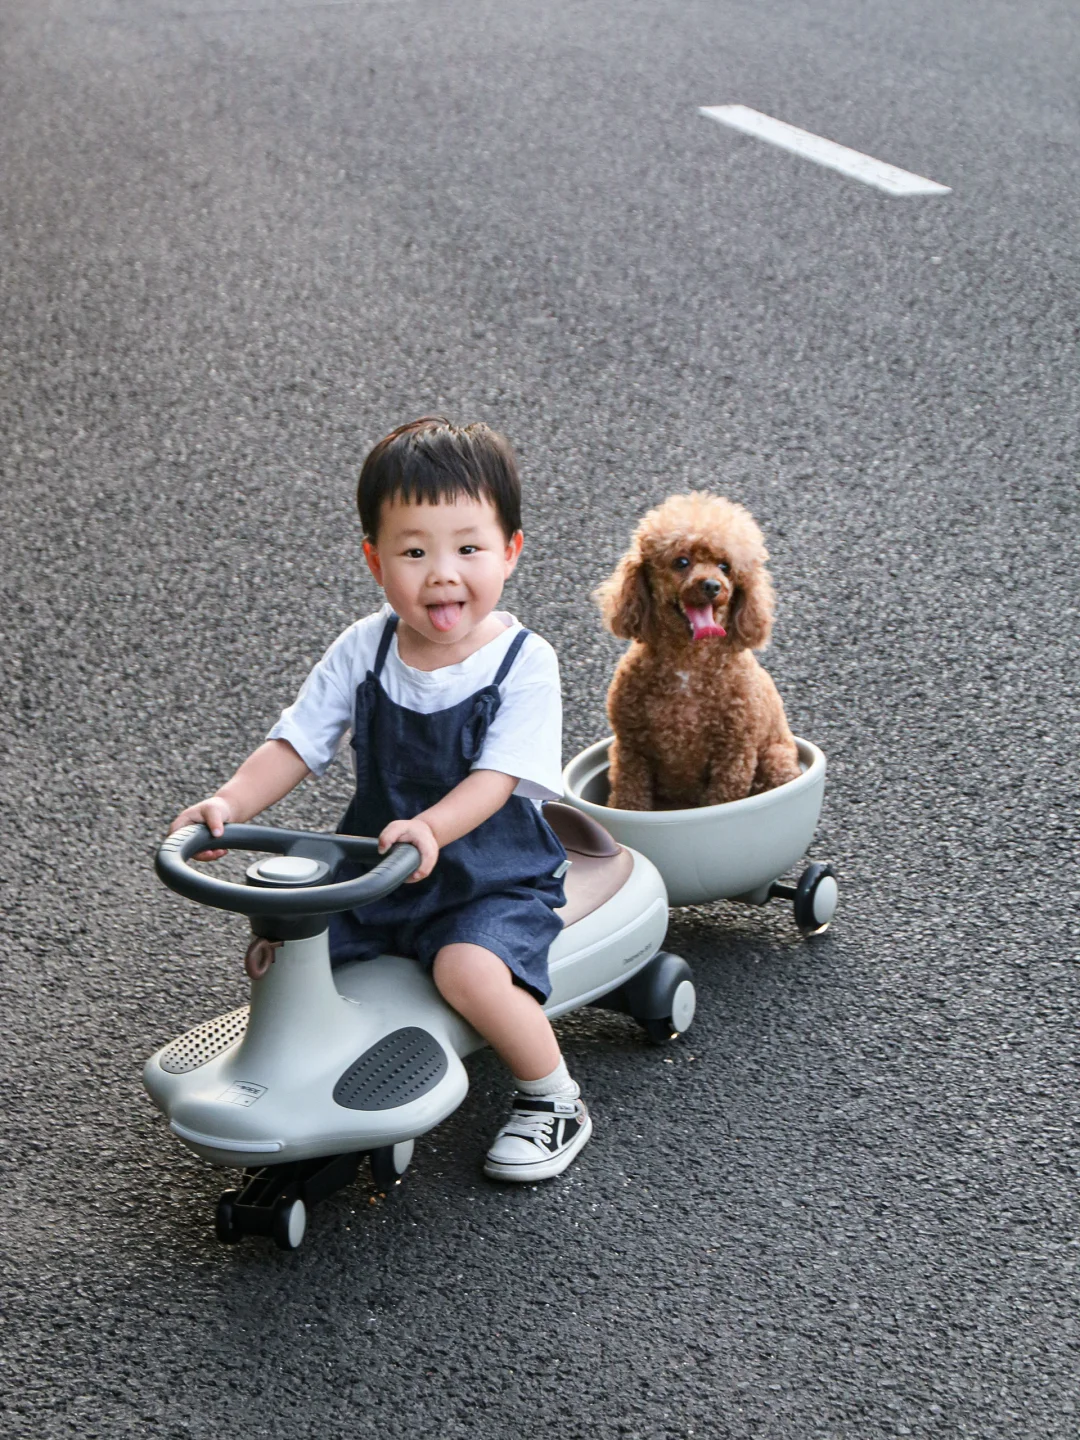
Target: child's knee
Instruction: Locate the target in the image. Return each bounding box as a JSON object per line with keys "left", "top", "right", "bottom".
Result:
{"left": 432, "top": 942, "right": 508, "bottom": 1009}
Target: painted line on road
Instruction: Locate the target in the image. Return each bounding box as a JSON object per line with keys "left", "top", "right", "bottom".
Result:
{"left": 699, "top": 105, "right": 950, "bottom": 197}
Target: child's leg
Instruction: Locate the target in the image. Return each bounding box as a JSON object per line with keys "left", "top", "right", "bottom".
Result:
{"left": 432, "top": 942, "right": 592, "bottom": 1181}
{"left": 432, "top": 942, "right": 559, "bottom": 1079}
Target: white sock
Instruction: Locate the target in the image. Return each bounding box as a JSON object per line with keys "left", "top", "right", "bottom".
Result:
{"left": 514, "top": 1058, "right": 579, "bottom": 1100}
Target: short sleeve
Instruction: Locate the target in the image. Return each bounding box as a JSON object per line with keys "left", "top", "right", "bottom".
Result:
{"left": 472, "top": 635, "right": 564, "bottom": 801}
{"left": 266, "top": 626, "right": 362, "bottom": 776}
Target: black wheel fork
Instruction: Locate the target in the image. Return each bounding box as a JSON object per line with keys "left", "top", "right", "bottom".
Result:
{"left": 217, "top": 1152, "right": 362, "bottom": 1244}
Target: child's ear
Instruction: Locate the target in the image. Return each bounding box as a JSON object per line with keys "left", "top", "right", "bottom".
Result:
{"left": 363, "top": 539, "right": 383, "bottom": 586}
{"left": 503, "top": 530, "right": 524, "bottom": 574}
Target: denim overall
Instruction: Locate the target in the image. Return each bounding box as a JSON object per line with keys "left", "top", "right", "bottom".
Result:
{"left": 329, "top": 615, "right": 567, "bottom": 1001}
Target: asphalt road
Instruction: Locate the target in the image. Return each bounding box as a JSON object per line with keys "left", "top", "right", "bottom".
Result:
{"left": 2, "top": 1, "right": 1078, "bottom": 1436}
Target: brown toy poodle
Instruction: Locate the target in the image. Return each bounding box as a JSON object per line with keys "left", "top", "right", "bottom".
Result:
{"left": 594, "top": 493, "right": 801, "bottom": 810}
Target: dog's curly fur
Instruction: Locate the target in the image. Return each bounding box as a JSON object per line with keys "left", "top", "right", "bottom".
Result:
{"left": 595, "top": 494, "right": 801, "bottom": 810}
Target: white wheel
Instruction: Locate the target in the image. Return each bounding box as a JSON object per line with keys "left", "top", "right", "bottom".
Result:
{"left": 670, "top": 979, "right": 696, "bottom": 1035}
{"left": 370, "top": 1139, "right": 414, "bottom": 1189}
{"left": 794, "top": 863, "right": 838, "bottom": 934}
{"left": 273, "top": 1196, "right": 307, "bottom": 1250}
{"left": 812, "top": 874, "right": 839, "bottom": 928}
{"left": 287, "top": 1198, "right": 307, "bottom": 1248}
{"left": 390, "top": 1139, "right": 414, "bottom": 1175}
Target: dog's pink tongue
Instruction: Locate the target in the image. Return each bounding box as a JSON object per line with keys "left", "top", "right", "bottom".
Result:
{"left": 685, "top": 604, "right": 727, "bottom": 640}
{"left": 428, "top": 603, "right": 463, "bottom": 632}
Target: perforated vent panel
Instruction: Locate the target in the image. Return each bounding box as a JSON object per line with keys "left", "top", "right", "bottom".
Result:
{"left": 333, "top": 1027, "right": 448, "bottom": 1111}
{"left": 158, "top": 1007, "right": 250, "bottom": 1074}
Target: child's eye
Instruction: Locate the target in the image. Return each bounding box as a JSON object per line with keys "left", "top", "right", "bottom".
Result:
{"left": 404, "top": 548, "right": 425, "bottom": 559}
{"left": 459, "top": 545, "right": 479, "bottom": 555}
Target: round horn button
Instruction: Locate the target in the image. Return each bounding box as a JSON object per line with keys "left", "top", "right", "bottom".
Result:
{"left": 247, "top": 855, "right": 329, "bottom": 886}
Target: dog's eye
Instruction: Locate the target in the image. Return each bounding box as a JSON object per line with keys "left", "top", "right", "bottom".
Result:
{"left": 672, "top": 556, "right": 690, "bottom": 571}
{"left": 718, "top": 561, "right": 731, "bottom": 575}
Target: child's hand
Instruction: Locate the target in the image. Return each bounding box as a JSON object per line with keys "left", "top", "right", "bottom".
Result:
{"left": 379, "top": 817, "right": 439, "bottom": 882}
{"left": 168, "top": 796, "right": 232, "bottom": 862}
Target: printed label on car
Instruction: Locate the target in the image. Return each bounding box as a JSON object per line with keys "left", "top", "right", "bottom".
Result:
{"left": 218, "top": 1081, "right": 267, "bottom": 1107}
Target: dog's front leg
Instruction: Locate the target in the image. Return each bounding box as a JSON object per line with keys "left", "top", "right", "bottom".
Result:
{"left": 702, "top": 750, "right": 757, "bottom": 807}
{"left": 607, "top": 739, "right": 655, "bottom": 810}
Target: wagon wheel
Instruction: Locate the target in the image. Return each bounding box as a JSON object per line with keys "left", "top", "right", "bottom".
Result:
{"left": 793, "top": 863, "right": 838, "bottom": 934}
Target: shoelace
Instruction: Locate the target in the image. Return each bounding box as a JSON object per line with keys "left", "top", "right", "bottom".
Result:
{"left": 500, "top": 1109, "right": 560, "bottom": 1143}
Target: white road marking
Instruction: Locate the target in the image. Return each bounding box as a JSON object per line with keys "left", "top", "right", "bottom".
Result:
{"left": 699, "top": 104, "right": 951, "bottom": 197}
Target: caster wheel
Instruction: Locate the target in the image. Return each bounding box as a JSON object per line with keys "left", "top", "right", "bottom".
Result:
{"left": 670, "top": 977, "right": 696, "bottom": 1034}
{"left": 272, "top": 1196, "right": 307, "bottom": 1251}
{"left": 794, "top": 862, "right": 838, "bottom": 935}
{"left": 641, "top": 978, "right": 698, "bottom": 1044}
{"left": 615, "top": 952, "right": 696, "bottom": 1043}
{"left": 215, "top": 1189, "right": 242, "bottom": 1244}
{"left": 369, "top": 1140, "right": 414, "bottom": 1190}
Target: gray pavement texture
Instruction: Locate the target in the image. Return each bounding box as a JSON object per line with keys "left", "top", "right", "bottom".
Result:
{"left": 2, "top": 0, "right": 1078, "bottom": 1435}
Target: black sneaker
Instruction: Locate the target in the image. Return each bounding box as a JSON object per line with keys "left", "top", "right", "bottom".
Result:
{"left": 483, "top": 1095, "right": 593, "bottom": 1182}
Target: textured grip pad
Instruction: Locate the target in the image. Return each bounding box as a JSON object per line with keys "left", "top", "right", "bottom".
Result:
{"left": 158, "top": 1007, "right": 250, "bottom": 1074}
{"left": 333, "top": 1027, "right": 449, "bottom": 1111}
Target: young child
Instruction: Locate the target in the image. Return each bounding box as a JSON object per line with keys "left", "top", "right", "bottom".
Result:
{"left": 169, "top": 417, "right": 590, "bottom": 1182}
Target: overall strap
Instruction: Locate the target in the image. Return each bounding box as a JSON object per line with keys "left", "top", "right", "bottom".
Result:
{"left": 493, "top": 627, "right": 531, "bottom": 686}
{"left": 372, "top": 614, "right": 399, "bottom": 678}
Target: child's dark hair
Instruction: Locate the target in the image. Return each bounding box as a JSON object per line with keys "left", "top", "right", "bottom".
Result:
{"left": 358, "top": 417, "right": 522, "bottom": 541}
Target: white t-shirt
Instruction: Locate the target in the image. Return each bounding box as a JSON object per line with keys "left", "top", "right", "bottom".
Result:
{"left": 267, "top": 605, "right": 564, "bottom": 802}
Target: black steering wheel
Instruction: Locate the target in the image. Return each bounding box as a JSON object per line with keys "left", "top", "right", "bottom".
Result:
{"left": 155, "top": 823, "right": 420, "bottom": 918}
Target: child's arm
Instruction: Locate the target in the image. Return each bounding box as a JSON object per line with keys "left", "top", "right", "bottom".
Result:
{"left": 379, "top": 769, "right": 518, "bottom": 882}
{"left": 168, "top": 739, "right": 311, "bottom": 860}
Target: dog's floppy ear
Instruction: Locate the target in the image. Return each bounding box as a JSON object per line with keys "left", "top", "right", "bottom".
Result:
{"left": 594, "top": 550, "right": 654, "bottom": 642}
{"left": 728, "top": 561, "right": 775, "bottom": 650}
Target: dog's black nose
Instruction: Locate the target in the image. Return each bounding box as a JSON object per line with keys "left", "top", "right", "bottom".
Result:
{"left": 702, "top": 578, "right": 721, "bottom": 599}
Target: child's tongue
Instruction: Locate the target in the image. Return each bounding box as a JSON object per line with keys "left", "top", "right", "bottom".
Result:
{"left": 428, "top": 602, "right": 463, "bottom": 633}
{"left": 683, "top": 603, "right": 727, "bottom": 640}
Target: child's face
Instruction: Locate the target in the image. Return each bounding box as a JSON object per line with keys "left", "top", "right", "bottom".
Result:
{"left": 363, "top": 494, "right": 523, "bottom": 652}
